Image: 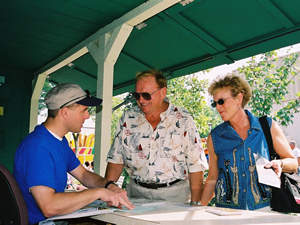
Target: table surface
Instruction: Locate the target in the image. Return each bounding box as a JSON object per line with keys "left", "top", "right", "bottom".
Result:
{"left": 91, "top": 200, "right": 300, "bottom": 225}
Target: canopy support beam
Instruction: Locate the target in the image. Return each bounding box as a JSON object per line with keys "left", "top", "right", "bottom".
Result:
{"left": 29, "top": 72, "right": 48, "bottom": 132}
{"left": 88, "top": 23, "right": 133, "bottom": 176}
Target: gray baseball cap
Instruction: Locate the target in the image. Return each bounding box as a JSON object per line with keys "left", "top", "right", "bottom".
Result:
{"left": 45, "top": 83, "right": 102, "bottom": 110}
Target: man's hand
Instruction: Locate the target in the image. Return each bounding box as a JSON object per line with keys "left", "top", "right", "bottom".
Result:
{"left": 99, "top": 188, "right": 134, "bottom": 210}
{"left": 107, "top": 182, "right": 123, "bottom": 193}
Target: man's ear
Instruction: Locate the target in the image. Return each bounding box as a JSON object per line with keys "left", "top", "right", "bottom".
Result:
{"left": 59, "top": 107, "right": 69, "bottom": 119}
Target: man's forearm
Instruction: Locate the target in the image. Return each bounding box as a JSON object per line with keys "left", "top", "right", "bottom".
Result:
{"left": 105, "top": 162, "right": 124, "bottom": 182}
{"left": 70, "top": 165, "right": 107, "bottom": 188}
{"left": 32, "top": 186, "right": 106, "bottom": 218}
{"left": 189, "top": 171, "right": 204, "bottom": 201}
{"left": 81, "top": 170, "right": 107, "bottom": 188}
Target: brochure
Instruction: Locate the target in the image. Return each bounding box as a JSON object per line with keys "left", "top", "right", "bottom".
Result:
{"left": 205, "top": 208, "right": 243, "bottom": 216}
{"left": 46, "top": 200, "right": 115, "bottom": 220}
{"left": 254, "top": 153, "right": 281, "bottom": 188}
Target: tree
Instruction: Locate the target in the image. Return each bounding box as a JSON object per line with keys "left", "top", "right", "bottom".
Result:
{"left": 167, "top": 75, "right": 221, "bottom": 137}
{"left": 38, "top": 77, "right": 56, "bottom": 113}
{"left": 238, "top": 51, "right": 300, "bottom": 126}
{"left": 111, "top": 96, "right": 126, "bottom": 143}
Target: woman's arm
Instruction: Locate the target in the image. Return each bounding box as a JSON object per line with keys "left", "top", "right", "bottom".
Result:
{"left": 269, "top": 120, "right": 298, "bottom": 173}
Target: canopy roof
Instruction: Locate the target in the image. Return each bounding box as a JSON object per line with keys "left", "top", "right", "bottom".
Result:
{"left": 2, "top": 0, "right": 300, "bottom": 95}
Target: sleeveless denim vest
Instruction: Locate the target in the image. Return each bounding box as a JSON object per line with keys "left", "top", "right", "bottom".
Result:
{"left": 211, "top": 110, "right": 271, "bottom": 210}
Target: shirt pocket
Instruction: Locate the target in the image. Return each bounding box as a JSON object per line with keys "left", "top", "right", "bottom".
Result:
{"left": 131, "top": 137, "right": 149, "bottom": 161}
{"left": 160, "top": 133, "right": 185, "bottom": 161}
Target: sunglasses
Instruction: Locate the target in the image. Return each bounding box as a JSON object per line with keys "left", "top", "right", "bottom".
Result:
{"left": 211, "top": 97, "right": 233, "bottom": 108}
{"left": 132, "top": 88, "right": 161, "bottom": 101}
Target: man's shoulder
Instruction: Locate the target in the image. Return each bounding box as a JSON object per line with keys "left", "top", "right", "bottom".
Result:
{"left": 17, "top": 126, "right": 52, "bottom": 152}
{"left": 169, "top": 104, "right": 191, "bottom": 116}
{"left": 121, "top": 106, "right": 142, "bottom": 118}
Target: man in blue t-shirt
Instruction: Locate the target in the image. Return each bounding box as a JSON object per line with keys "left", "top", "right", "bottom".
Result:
{"left": 14, "top": 83, "right": 134, "bottom": 225}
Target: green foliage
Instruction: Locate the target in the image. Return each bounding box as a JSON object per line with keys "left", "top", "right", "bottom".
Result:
{"left": 38, "top": 77, "right": 56, "bottom": 113}
{"left": 238, "top": 51, "right": 300, "bottom": 127}
{"left": 167, "top": 75, "right": 221, "bottom": 137}
{"left": 111, "top": 96, "right": 125, "bottom": 143}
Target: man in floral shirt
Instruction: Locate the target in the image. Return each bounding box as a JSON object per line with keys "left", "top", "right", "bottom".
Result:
{"left": 105, "top": 70, "right": 208, "bottom": 204}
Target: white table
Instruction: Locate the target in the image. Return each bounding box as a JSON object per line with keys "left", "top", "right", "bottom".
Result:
{"left": 91, "top": 201, "right": 300, "bottom": 225}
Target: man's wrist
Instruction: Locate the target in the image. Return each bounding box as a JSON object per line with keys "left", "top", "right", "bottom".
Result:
{"left": 105, "top": 180, "right": 116, "bottom": 188}
{"left": 190, "top": 201, "right": 202, "bottom": 206}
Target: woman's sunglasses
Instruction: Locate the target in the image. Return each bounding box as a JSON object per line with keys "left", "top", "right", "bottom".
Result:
{"left": 211, "top": 97, "right": 233, "bottom": 108}
{"left": 132, "top": 88, "right": 161, "bottom": 101}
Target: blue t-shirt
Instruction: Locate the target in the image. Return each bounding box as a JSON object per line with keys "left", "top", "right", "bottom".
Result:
{"left": 13, "top": 124, "right": 80, "bottom": 224}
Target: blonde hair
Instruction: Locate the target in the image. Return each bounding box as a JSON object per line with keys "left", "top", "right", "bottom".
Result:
{"left": 136, "top": 70, "right": 167, "bottom": 88}
{"left": 208, "top": 74, "right": 252, "bottom": 108}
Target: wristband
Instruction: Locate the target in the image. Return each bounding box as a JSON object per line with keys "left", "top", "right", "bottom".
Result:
{"left": 105, "top": 180, "right": 116, "bottom": 188}
{"left": 190, "top": 201, "right": 202, "bottom": 206}
{"left": 280, "top": 160, "right": 284, "bottom": 169}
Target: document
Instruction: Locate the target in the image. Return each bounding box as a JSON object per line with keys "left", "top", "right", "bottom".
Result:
{"left": 254, "top": 153, "right": 281, "bottom": 188}
{"left": 46, "top": 200, "right": 115, "bottom": 221}
{"left": 206, "top": 208, "right": 243, "bottom": 216}
{"left": 119, "top": 198, "right": 168, "bottom": 214}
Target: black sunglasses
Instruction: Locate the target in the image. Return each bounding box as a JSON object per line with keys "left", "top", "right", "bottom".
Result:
{"left": 132, "top": 89, "right": 161, "bottom": 101}
{"left": 211, "top": 97, "right": 233, "bottom": 108}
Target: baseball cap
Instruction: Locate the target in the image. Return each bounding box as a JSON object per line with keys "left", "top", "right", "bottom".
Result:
{"left": 45, "top": 83, "right": 102, "bottom": 110}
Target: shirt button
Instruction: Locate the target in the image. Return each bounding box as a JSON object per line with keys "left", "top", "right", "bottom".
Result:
{"left": 249, "top": 131, "right": 252, "bottom": 134}
{"left": 242, "top": 173, "right": 246, "bottom": 177}
{"left": 243, "top": 189, "right": 246, "bottom": 193}
{"left": 241, "top": 157, "right": 245, "bottom": 161}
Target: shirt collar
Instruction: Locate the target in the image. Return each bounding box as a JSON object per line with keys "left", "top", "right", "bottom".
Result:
{"left": 246, "top": 109, "right": 261, "bottom": 131}
{"left": 37, "top": 124, "right": 63, "bottom": 141}
{"left": 160, "top": 101, "right": 172, "bottom": 121}
{"left": 217, "top": 110, "right": 261, "bottom": 137}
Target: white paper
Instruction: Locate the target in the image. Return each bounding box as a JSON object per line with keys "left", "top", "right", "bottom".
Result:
{"left": 46, "top": 200, "right": 115, "bottom": 221}
{"left": 254, "top": 153, "right": 281, "bottom": 188}
{"left": 205, "top": 208, "right": 243, "bottom": 216}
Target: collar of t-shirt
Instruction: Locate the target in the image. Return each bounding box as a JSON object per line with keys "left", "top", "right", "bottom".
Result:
{"left": 46, "top": 128, "right": 63, "bottom": 141}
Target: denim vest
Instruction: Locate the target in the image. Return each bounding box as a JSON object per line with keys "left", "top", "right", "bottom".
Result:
{"left": 211, "top": 110, "right": 271, "bottom": 210}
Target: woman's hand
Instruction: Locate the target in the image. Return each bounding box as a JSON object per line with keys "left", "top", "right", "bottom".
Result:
{"left": 264, "top": 160, "right": 282, "bottom": 177}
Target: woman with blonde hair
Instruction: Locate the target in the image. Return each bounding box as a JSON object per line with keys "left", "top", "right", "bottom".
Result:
{"left": 200, "top": 74, "right": 297, "bottom": 210}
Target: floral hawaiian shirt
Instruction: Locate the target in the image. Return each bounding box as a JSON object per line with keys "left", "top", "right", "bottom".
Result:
{"left": 107, "top": 103, "right": 208, "bottom": 183}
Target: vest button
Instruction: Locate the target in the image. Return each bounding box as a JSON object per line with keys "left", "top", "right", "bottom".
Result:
{"left": 241, "top": 157, "right": 245, "bottom": 160}
{"left": 242, "top": 173, "right": 246, "bottom": 177}
{"left": 243, "top": 189, "right": 246, "bottom": 192}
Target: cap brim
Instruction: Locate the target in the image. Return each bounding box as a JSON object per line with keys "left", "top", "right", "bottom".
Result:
{"left": 76, "top": 96, "right": 102, "bottom": 106}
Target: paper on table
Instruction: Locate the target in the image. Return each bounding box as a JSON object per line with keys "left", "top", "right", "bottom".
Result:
{"left": 206, "top": 208, "right": 243, "bottom": 216}
{"left": 46, "top": 201, "right": 115, "bottom": 220}
{"left": 254, "top": 153, "right": 281, "bottom": 188}
{"left": 118, "top": 198, "right": 168, "bottom": 213}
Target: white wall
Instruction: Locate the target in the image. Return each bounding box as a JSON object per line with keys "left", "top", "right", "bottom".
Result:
{"left": 281, "top": 57, "right": 300, "bottom": 146}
